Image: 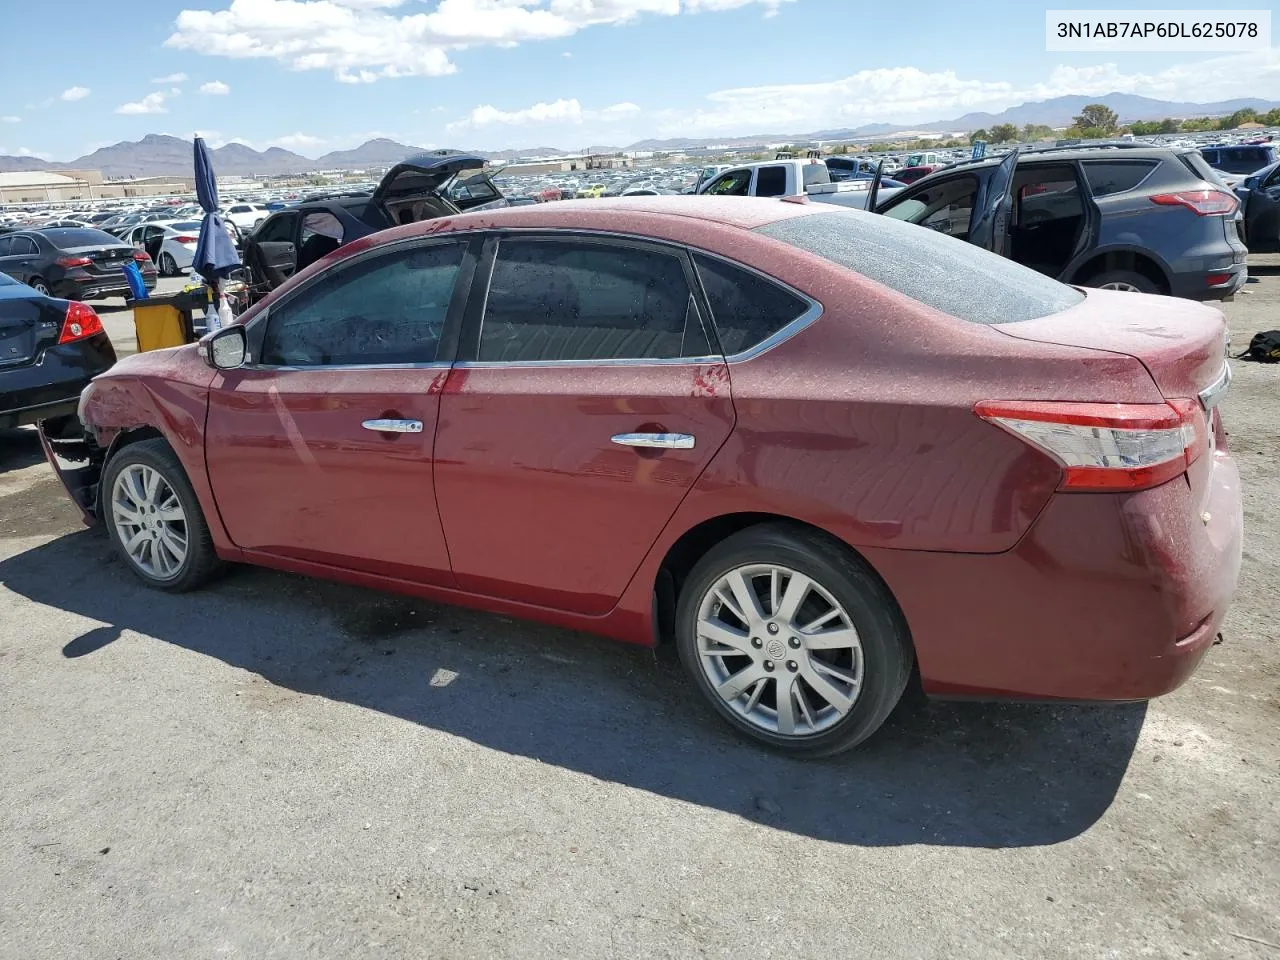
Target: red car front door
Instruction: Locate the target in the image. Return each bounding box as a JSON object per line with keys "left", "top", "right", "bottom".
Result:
{"left": 204, "top": 237, "right": 473, "bottom": 585}
{"left": 433, "top": 233, "right": 735, "bottom": 615}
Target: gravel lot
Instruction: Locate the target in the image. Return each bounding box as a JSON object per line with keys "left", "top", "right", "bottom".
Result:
{"left": 1, "top": 269, "right": 1277, "bottom": 959}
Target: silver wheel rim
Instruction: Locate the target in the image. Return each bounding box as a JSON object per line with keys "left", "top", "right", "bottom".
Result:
{"left": 696, "top": 563, "right": 864, "bottom": 738}
{"left": 1098, "top": 281, "right": 1141, "bottom": 292}
{"left": 110, "top": 464, "right": 188, "bottom": 580}
{"left": 32, "top": 281, "right": 49, "bottom": 294}
{"left": 161, "top": 253, "right": 175, "bottom": 275}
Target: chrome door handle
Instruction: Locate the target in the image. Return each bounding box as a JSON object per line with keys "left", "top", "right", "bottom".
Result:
{"left": 362, "top": 419, "right": 423, "bottom": 434}
{"left": 611, "top": 432, "right": 695, "bottom": 450}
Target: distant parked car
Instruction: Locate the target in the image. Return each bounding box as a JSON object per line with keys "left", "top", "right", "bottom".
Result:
{"left": 122, "top": 220, "right": 206, "bottom": 276}
{"left": 872, "top": 144, "right": 1246, "bottom": 300}
{"left": 0, "top": 271, "right": 116, "bottom": 430}
{"left": 242, "top": 152, "right": 504, "bottom": 292}
{"left": 50, "top": 197, "right": 1240, "bottom": 757}
{"left": 1233, "top": 158, "right": 1280, "bottom": 252}
{"left": 0, "top": 228, "right": 157, "bottom": 300}
{"left": 1200, "top": 144, "right": 1280, "bottom": 176}
{"left": 889, "top": 164, "right": 946, "bottom": 184}
{"left": 221, "top": 203, "right": 271, "bottom": 233}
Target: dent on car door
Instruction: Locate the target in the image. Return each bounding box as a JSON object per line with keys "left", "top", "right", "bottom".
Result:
{"left": 204, "top": 237, "right": 476, "bottom": 583}
{"left": 432, "top": 233, "right": 735, "bottom": 615}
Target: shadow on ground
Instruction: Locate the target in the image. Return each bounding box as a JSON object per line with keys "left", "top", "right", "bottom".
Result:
{"left": 1, "top": 531, "right": 1146, "bottom": 849}
{"left": 0, "top": 428, "right": 46, "bottom": 475}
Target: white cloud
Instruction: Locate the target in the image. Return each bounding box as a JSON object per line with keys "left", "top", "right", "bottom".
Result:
{"left": 115, "top": 91, "right": 173, "bottom": 115}
{"left": 200, "top": 80, "right": 231, "bottom": 95}
{"left": 448, "top": 98, "right": 642, "bottom": 130}
{"left": 5, "top": 147, "right": 54, "bottom": 160}
{"left": 165, "top": 0, "right": 784, "bottom": 82}
{"left": 269, "top": 132, "right": 327, "bottom": 150}
{"left": 153, "top": 72, "right": 189, "bottom": 83}
{"left": 561, "top": 51, "right": 571, "bottom": 58}
{"left": 61, "top": 86, "right": 91, "bottom": 101}
{"left": 1, "top": 116, "right": 19, "bottom": 123}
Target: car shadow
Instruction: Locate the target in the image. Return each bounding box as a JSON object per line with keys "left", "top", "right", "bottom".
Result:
{"left": 0, "top": 531, "right": 1146, "bottom": 849}
{"left": 0, "top": 427, "right": 47, "bottom": 474}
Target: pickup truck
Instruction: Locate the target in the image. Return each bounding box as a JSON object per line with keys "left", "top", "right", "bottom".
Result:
{"left": 695, "top": 158, "right": 902, "bottom": 209}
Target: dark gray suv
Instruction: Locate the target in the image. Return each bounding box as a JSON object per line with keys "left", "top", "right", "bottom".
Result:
{"left": 867, "top": 144, "right": 1247, "bottom": 301}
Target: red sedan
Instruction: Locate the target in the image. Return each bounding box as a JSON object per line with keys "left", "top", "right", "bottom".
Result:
{"left": 45, "top": 196, "right": 1243, "bottom": 756}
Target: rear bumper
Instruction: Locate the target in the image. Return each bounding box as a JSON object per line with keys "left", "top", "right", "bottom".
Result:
{"left": 1168, "top": 261, "right": 1247, "bottom": 301}
{"left": 55, "top": 274, "right": 157, "bottom": 301}
{"left": 0, "top": 334, "right": 117, "bottom": 429}
{"left": 865, "top": 452, "right": 1244, "bottom": 701}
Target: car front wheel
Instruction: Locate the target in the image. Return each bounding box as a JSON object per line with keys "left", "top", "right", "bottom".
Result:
{"left": 102, "top": 438, "right": 224, "bottom": 591}
{"left": 676, "top": 524, "right": 913, "bottom": 757}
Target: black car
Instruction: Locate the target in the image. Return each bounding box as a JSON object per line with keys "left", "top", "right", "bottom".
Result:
{"left": 865, "top": 143, "right": 1247, "bottom": 301}
{"left": 0, "top": 272, "right": 116, "bottom": 429}
{"left": 1233, "top": 159, "right": 1280, "bottom": 252}
{"left": 243, "top": 152, "right": 504, "bottom": 292}
{"left": 0, "top": 227, "right": 158, "bottom": 301}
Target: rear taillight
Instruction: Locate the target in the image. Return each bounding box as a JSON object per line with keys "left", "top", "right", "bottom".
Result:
{"left": 58, "top": 301, "right": 105, "bottom": 344}
{"left": 1149, "top": 189, "right": 1238, "bottom": 216}
{"left": 175, "top": 235, "right": 198, "bottom": 244}
{"left": 133, "top": 251, "right": 151, "bottom": 262}
{"left": 975, "top": 399, "right": 1208, "bottom": 492}
{"left": 55, "top": 256, "right": 92, "bottom": 268}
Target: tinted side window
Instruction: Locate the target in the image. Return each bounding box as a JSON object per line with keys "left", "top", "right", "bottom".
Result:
{"left": 261, "top": 242, "right": 464, "bottom": 366}
{"left": 256, "top": 214, "right": 296, "bottom": 243}
{"left": 1083, "top": 160, "right": 1157, "bottom": 196}
{"left": 0, "top": 237, "right": 11, "bottom": 256}
{"left": 12, "top": 237, "right": 38, "bottom": 256}
{"left": 693, "top": 253, "right": 808, "bottom": 356}
{"left": 756, "top": 166, "right": 789, "bottom": 197}
{"left": 1200, "top": 149, "right": 1219, "bottom": 165}
{"left": 704, "top": 171, "right": 752, "bottom": 196}
{"left": 478, "top": 239, "right": 703, "bottom": 362}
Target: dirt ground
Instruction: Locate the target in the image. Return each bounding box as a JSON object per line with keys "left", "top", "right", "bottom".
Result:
{"left": 0, "top": 269, "right": 1277, "bottom": 959}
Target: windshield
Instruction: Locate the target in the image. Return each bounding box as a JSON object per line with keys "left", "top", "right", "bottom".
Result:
{"left": 170, "top": 221, "right": 204, "bottom": 231}
{"left": 906, "top": 153, "right": 927, "bottom": 166}
{"left": 754, "top": 209, "right": 1084, "bottom": 324}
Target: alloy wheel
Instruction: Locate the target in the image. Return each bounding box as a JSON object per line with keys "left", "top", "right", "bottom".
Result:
{"left": 160, "top": 252, "right": 177, "bottom": 276}
{"left": 31, "top": 280, "right": 50, "bottom": 295}
{"left": 1098, "top": 281, "right": 1141, "bottom": 292}
{"left": 695, "top": 563, "right": 864, "bottom": 738}
{"left": 110, "top": 464, "right": 189, "bottom": 580}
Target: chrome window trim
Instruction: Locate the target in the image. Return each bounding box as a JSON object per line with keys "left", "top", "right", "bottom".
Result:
{"left": 474, "top": 232, "right": 710, "bottom": 367}
{"left": 245, "top": 231, "right": 478, "bottom": 371}
{"left": 687, "top": 246, "right": 824, "bottom": 363}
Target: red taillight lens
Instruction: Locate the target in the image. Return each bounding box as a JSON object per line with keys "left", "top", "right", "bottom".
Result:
{"left": 175, "top": 235, "right": 198, "bottom": 244}
{"left": 55, "top": 256, "right": 92, "bottom": 268}
{"left": 1149, "top": 189, "right": 1238, "bottom": 216}
{"left": 133, "top": 251, "right": 151, "bottom": 262}
{"left": 58, "top": 301, "right": 105, "bottom": 344}
{"left": 975, "top": 399, "right": 1207, "bottom": 492}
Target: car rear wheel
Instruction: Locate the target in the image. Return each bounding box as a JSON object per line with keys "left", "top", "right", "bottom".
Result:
{"left": 159, "top": 252, "right": 178, "bottom": 276}
{"left": 102, "top": 438, "right": 224, "bottom": 592}
{"left": 29, "top": 278, "right": 50, "bottom": 296}
{"left": 676, "top": 524, "right": 913, "bottom": 757}
{"left": 1087, "top": 269, "right": 1160, "bottom": 294}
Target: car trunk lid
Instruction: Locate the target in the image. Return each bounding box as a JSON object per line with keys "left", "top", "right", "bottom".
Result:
{"left": 62, "top": 243, "right": 135, "bottom": 276}
{"left": 0, "top": 288, "right": 63, "bottom": 367}
{"left": 995, "top": 288, "right": 1228, "bottom": 401}
{"left": 996, "top": 288, "right": 1229, "bottom": 508}
{"left": 371, "top": 152, "right": 501, "bottom": 215}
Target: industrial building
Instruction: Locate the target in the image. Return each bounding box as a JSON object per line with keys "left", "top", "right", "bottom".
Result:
{"left": 0, "top": 170, "right": 196, "bottom": 204}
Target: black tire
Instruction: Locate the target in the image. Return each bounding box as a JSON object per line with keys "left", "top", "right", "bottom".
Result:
{"left": 159, "top": 252, "right": 177, "bottom": 277}
{"left": 101, "top": 437, "right": 224, "bottom": 592}
{"left": 29, "top": 277, "right": 50, "bottom": 296}
{"left": 1085, "top": 269, "right": 1161, "bottom": 294}
{"left": 675, "top": 523, "right": 913, "bottom": 757}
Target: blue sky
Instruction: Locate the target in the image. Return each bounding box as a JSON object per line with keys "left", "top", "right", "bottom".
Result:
{"left": 2, "top": 0, "right": 1277, "bottom": 161}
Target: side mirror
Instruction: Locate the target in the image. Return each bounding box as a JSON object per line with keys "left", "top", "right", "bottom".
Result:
{"left": 200, "top": 325, "right": 247, "bottom": 370}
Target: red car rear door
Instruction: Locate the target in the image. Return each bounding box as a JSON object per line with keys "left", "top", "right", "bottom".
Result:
{"left": 204, "top": 236, "right": 476, "bottom": 585}
{"left": 433, "top": 233, "right": 734, "bottom": 616}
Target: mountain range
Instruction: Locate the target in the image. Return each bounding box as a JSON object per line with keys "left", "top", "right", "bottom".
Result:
{"left": 2, "top": 93, "right": 1276, "bottom": 178}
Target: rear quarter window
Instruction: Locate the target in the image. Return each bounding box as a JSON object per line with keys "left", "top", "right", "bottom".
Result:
{"left": 755, "top": 210, "right": 1084, "bottom": 325}
{"left": 693, "top": 253, "right": 810, "bottom": 355}
{"left": 1083, "top": 160, "right": 1157, "bottom": 197}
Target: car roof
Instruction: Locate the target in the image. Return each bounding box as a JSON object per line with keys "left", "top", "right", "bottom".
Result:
{"left": 431, "top": 195, "right": 827, "bottom": 234}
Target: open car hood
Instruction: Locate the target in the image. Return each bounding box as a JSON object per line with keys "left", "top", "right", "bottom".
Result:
{"left": 371, "top": 152, "right": 493, "bottom": 209}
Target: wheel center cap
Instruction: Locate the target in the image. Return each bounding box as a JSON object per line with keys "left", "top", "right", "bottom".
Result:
{"left": 765, "top": 638, "right": 787, "bottom": 660}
